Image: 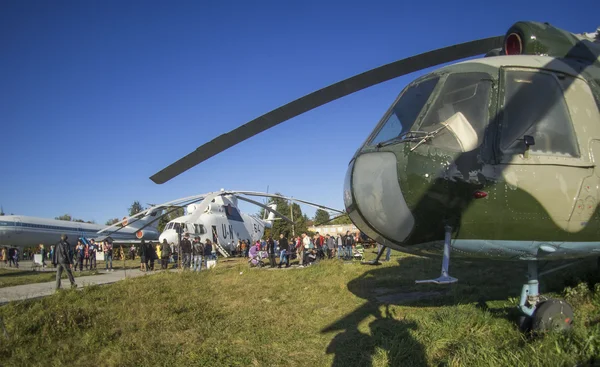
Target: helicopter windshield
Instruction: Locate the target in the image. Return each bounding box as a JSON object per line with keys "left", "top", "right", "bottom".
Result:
{"left": 411, "top": 72, "right": 492, "bottom": 151}
{"left": 368, "top": 76, "right": 440, "bottom": 146}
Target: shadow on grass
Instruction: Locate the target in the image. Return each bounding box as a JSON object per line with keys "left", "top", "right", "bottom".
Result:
{"left": 323, "top": 302, "right": 426, "bottom": 366}
{"left": 321, "top": 254, "right": 599, "bottom": 366}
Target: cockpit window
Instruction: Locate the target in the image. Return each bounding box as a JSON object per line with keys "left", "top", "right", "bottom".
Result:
{"left": 368, "top": 76, "right": 439, "bottom": 146}
{"left": 167, "top": 222, "right": 173, "bottom": 230}
{"left": 173, "top": 223, "right": 181, "bottom": 233}
{"left": 412, "top": 72, "right": 492, "bottom": 152}
{"left": 500, "top": 69, "right": 579, "bottom": 157}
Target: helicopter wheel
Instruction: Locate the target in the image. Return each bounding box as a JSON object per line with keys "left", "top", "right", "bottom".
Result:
{"left": 531, "top": 299, "right": 574, "bottom": 333}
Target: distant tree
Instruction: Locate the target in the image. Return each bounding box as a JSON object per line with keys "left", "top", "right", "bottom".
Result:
{"left": 0, "top": 206, "right": 4, "bottom": 216}
{"left": 313, "top": 209, "right": 330, "bottom": 225}
{"left": 105, "top": 218, "right": 120, "bottom": 226}
{"left": 55, "top": 214, "right": 72, "bottom": 221}
{"left": 129, "top": 201, "right": 144, "bottom": 217}
{"left": 330, "top": 214, "right": 352, "bottom": 225}
{"left": 256, "top": 195, "right": 309, "bottom": 238}
{"left": 73, "top": 219, "right": 85, "bottom": 223}
{"left": 86, "top": 220, "right": 95, "bottom": 224}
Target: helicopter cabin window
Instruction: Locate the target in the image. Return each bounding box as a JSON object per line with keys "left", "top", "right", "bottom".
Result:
{"left": 173, "top": 222, "right": 181, "bottom": 233}
{"left": 194, "top": 224, "right": 206, "bottom": 234}
{"left": 414, "top": 72, "right": 492, "bottom": 152}
{"left": 166, "top": 222, "right": 174, "bottom": 230}
{"left": 368, "top": 76, "right": 439, "bottom": 146}
{"left": 500, "top": 69, "right": 579, "bottom": 158}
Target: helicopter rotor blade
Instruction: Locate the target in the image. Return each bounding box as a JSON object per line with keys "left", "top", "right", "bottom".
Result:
{"left": 235, "top": 195, "right": 293, "bottom": 224}
{"left": 231, "top": 191, "right": 345, "bottom": 213}
{"left": 150, "top": 35, "right": 504, "bottom": 184}
{"left": 97, "top": 193, "right": 211, "bottom": 234}
{"left": 313, "top": 212, "right": 349, "bottom": 227}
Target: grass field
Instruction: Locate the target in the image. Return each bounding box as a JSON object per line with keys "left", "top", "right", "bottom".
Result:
{"left": 0, "top": 259, "right": 144, "bottom": 288}
{"left": 1, "top": 251, "right": 600, "bottom": 366}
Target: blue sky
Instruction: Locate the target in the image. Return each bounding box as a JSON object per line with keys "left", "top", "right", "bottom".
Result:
{"left": 0, "top": 0, "right": 598, "bottom": 224}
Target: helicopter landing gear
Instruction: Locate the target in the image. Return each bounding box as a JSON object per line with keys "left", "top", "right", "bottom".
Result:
{"left": 361, "top": 244, "right": 386, "bottom": 265}
{"left": 415, "top": 225, "right": 458, "bottom": 284}
{"left": 518, "top": 261, "right": 574, "bottom": 333}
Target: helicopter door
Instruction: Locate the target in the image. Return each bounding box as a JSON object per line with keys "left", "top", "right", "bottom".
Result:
{"left": 497, "top": 68, "right": 594, "bottom": 234}
{"left": 211, "top": 225, "right": 218, "bottom": 244}
{"left": 557, "top": 76, "right": 600, "bottom": 230}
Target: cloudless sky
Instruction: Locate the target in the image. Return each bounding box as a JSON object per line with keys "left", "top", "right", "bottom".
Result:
{"left": 0, "top": 0, "right": 598, "bottom": 224}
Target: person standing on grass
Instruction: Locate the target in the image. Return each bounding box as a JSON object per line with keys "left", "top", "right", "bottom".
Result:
{"left": 139, "top": 239, "right": 147, "bottom": 272}
{"left": 267, "top": 236, "right": 276, "bottom": 268}
{"left": 39, "top": 244, "right": 46, "bottom": 268}
{"left": 192, "top": 237, "right": 203, "bottom": 271}
{"left": 88, "top": 240, "right": 97, "bottom": 270}
{"left": 147, "top": 241, "right": 156, "bottom": 271}
{"left": 160, "top": 239, "right": 171, "bottom": 270}
{"left": 53, "top": 234, "right": 77, "bottom": 290}
{"left": 203, "top": 239, "right": 213, "bottom": 269}
{"left": 277, "top": 233, "right": 289, "bottom": 268}
{"left": 104, "top": 240, "right": 113, "bottom": 271}
{"left": 181, "top": 233, "right": 192, "bottom": 269}
{"left": 75, "top": 240, "right": 85, "bottom": 271}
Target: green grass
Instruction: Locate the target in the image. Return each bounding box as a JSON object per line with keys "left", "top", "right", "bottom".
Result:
{"left": 1, "top": 252, "right": 600, "bottom": 366}
{"left": 0, "top": 259, "right": 143, "bottom": 288}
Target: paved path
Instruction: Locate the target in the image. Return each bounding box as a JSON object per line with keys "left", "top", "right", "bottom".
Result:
{"left": 0, "top": 268, "right": 157, "bottom": 305}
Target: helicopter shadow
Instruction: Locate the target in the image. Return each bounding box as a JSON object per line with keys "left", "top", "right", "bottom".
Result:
{"left": 321, "top": 254, "right": 598, "bottom": 366}
{"left": 322, "top": 301, "right": 427, "bottom": 367}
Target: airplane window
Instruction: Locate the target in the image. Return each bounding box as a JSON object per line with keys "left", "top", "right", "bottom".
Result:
{"left": 368, "top": 76, "right": 439, "bottom": 146}
{"left": 415, "top": 72, "right": 492, "bottom": 152}
{"left": 500, "top": 70, "right": 579, "bottom": 157}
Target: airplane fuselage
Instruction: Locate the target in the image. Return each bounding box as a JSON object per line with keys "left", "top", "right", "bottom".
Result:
{"left": 0, "top": 215, "right": 159, "bottom": 250}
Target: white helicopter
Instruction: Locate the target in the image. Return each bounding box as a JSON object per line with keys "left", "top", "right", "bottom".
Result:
{"left": 99, "top": 189, "right": 343, "bottom": 256}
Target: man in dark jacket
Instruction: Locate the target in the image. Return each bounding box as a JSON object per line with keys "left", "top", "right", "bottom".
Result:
{"left": 147, "top": 241, "right": 156, "bottom": 271}
{"left": 191, "top": 237, "right": 203, "bottom": 271}
{"left": 277, "top": 233, "right": 289, "bottom": 268}
{"left": 266, "top": 236, "right": 276, "bottom": 268}
{"left": 160, "top": 239, "right": 171, "bottom": 269}
{"left": 203, "top": 239, "right": 213, "bottom": 268}
{"left": 139, "top": 239, "right": 147, "bottom": 272}
{"left": 53, "top": 234, "right": 77, "bottom": 290}
{"left": 181, "top": 233, "right": 192, "bottom": 269}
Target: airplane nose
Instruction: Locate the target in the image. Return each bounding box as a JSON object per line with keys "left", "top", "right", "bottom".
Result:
{"left": 344, "top": 152, "right": 415, "bottom": 243}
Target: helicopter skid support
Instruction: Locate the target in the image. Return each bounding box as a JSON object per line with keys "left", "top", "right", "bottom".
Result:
{"left": 361, "top": 244, "right": 386, "bottom": 265}
{"left": 519, "top": 261, "right": 539, "bottom": 317}
{"left": 415, "top": 225, "right": 458, "bottom": 285}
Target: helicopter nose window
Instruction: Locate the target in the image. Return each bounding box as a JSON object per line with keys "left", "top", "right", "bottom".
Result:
{"left": 415, "top": 72, "right": 493, "bottom": 151}
{"left": 500, "top": 69, "right": 579, "bottom": 158}
{"left": 368, "top": 76, "right": 439, "bottom": 146}
{"left": 166, "top": 222, "right": 174, "bottom": 230}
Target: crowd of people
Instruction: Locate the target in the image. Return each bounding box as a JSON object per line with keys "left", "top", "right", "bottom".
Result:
{"left": 235, "top": 230, "right": 379, "bottom": 268}
{"left": 135, "top": 235, "right": 218, "bottom": 272}
{"left": 0, "top": 247, "right": 20, "bottom": 268}
{"left": 3, "top": 230, "right": 388, "bottom": 290}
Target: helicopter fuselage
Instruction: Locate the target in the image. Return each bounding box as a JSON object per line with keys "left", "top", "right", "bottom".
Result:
{"left": 345, "top": 55, "right": 600, "bottom": 261}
